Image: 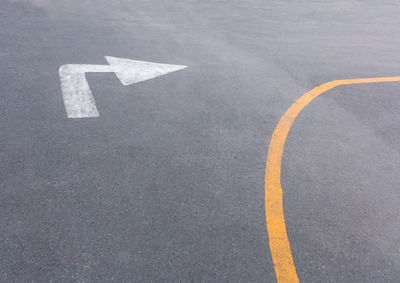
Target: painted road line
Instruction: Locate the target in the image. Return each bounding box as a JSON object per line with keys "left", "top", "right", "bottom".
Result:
{"left": 265, "top": 76, "right": 400, "bottom": 283}
{"left": 59, "top": 56, "right": 187, "bottom": 118}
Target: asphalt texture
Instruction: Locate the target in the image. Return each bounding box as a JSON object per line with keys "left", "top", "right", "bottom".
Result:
{"left": 1, "top": 0, "right": 400, "bottom": 282}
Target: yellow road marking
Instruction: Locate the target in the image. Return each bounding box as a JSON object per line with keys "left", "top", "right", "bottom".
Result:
{"left": 265, "top": 76, "right": 400, "bottom": 283}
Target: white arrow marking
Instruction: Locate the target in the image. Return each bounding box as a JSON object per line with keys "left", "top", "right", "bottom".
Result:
{"left": 59, "top": 56, "right": 187, "bottom": 118}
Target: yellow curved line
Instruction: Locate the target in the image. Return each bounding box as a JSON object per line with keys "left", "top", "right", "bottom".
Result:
{"left": 265, "top": 76, "right": 400, "bottom": 283}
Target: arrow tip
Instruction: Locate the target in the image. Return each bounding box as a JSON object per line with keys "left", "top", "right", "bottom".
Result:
{"left": 105, "top": 56, "right": 187, "bottom": 86}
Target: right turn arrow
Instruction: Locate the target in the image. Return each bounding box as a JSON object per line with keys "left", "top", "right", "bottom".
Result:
{"left": 59, "top": 56, "right": 187, "bottom": 118}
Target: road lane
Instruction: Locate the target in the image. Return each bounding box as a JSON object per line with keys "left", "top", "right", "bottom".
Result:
{"left": 1, "top": 0, "right": 400, "bottom": 282}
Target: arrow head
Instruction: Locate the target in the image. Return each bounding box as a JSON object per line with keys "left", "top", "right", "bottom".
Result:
{"left": 105, "top": 56, "right": 187, "bottom": 86}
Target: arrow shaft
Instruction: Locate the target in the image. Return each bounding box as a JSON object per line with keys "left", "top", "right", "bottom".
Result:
{"left": 59, "top": 64, "right": 119, "bottom": 118}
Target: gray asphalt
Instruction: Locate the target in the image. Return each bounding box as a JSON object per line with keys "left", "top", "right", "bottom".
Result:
{"left": 1, "top": 0, "right": 400, "bottom": 282}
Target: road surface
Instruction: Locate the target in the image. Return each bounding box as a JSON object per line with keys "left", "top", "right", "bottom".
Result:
{"left": 1, "top": 0, "right": 400, "bottom": 282}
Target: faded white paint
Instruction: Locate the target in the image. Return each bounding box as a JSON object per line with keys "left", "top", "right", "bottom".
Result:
{"left": 59, "top": 56, "right": 187, "bottom": 118}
